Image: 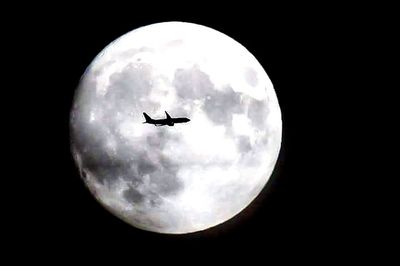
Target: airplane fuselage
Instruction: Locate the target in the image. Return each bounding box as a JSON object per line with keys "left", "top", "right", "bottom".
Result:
{"left": 147, "top": 117, "right": 190, "bottom": 126}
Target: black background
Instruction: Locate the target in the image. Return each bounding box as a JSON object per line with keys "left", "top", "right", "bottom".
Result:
{"left": 11, "top": 4, "right": 374, "bottom": 261}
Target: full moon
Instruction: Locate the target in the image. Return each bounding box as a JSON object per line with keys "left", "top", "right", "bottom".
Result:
{"left": 70, "top": 22, "right": 282, "bottom": 234}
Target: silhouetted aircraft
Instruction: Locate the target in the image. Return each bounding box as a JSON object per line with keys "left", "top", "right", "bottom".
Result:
{"left": 143, "top": 111, "right": 190, "bottom": 126}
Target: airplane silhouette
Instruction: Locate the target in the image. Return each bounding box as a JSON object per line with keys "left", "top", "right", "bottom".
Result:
{"left": 143, "top": 111, "right": 190, "bottom": 126}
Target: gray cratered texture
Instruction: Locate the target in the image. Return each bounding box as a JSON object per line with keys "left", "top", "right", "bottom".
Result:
{"left": 70, "top": 22, "right": 282, "bottom": 234}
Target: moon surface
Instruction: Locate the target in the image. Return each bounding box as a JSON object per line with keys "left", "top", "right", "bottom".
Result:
{"left": 70, "top": 22, "right": 282, "bottom": 234}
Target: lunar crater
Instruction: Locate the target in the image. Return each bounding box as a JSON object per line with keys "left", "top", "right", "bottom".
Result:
{"left": 123, "top": 186, "right": 145, "bottom": 204}
{"left": 245, "top": 67, "right": 259, "bottom": 87}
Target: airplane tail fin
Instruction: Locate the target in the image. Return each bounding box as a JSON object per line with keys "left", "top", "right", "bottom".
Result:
{"left": 165, "top": 111, "right": 172, "bottom": 120}
{"left": 143, "top": 112, "right": 152, "bottom": 123}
